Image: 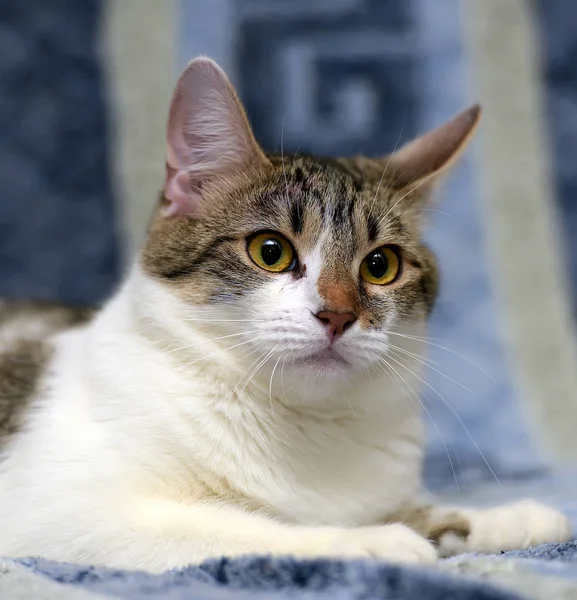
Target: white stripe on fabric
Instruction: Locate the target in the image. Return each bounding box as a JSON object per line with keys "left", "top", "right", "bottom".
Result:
{"left": 462, "top": 0, "right": 577, "bottom": 462}
{"left": 102, "top": 0, "right": 178, "bottom": 259}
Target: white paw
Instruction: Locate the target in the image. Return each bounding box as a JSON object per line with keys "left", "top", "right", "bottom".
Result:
{"left": 465, "top": 500, "right": 571, "bottom": 554}
{"left": 328, "top": 523, "right": 437, "bottom": 565}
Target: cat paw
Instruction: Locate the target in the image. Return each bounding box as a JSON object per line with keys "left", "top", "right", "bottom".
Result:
{"left": 440, "top": 500, "right": 571, "bottom": 555}
{"left": 328, "top": 523, "right": 437, "bottom": 564}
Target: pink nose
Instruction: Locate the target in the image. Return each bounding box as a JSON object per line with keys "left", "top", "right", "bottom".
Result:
{"left": 315, "top": 311, "right": 356, "bottom": 341}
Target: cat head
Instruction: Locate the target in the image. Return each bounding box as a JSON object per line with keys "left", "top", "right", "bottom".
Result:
{"left": 140, "top": 57, "right": 480, "bottom": 400}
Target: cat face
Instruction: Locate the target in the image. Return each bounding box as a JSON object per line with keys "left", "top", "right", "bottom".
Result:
{"left": 141, "top": 58, "right": 479, "bottom": 396}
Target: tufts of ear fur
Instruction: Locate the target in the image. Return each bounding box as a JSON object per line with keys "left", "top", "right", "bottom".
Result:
{"left": 383, "top": 105, "right": 481, "bottom": 196}
{"left": 164, "top": 57, "right": 269, "bottom": 217}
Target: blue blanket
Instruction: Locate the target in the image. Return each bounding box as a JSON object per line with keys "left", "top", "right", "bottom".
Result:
{"left": 8, "top": 539, "right": 577, "bottom": 600}
{"left": 16, "top": 555, "right": 528, "bottom": 600}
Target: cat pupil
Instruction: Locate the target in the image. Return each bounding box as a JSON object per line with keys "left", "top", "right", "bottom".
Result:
{"left": 261, "top": 239, "right": 282, "bottom": 265}
{"left": 367, "top": 251, "right": 388, "bottom": 278}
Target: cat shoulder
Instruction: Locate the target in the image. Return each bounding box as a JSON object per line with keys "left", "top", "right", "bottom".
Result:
{"left": 0, "top": 300, "right": 94, "bottom": 443}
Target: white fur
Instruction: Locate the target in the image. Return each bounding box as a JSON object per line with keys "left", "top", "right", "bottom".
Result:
{"left": 438, "top": 500, "right": 571, "bottom": 557}
{"left": 0, "top": 259, "right": 569, "bottom": 572}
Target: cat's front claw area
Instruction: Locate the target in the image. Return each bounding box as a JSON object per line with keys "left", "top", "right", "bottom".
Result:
{"left": 438, "top": 499, "right": 572, "bottom": 556}
{"left": 329, "top": 523, "right": 438, "bottom": 565}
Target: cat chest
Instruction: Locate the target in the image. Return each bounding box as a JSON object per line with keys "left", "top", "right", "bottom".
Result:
{"left": 192, "top": 415, "right": 422, "bottom": 526}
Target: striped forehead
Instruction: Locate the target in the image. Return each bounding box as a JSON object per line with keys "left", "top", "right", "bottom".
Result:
{"left": 256, "top": 156, "right": 406, "bottom": 261}
{"left": 286, "top": 188, "right": 403, "bottom": 262}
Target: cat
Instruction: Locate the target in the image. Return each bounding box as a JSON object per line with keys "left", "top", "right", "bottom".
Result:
{"left": 0, "top": 57, "right": 570, "bottom": 573}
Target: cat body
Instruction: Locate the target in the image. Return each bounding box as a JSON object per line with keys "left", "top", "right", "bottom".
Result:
{"left": 0, "top": 58, "right": 570, "bottom": 572}
{"left": 0, "top": 276, "right": 426, "bottom": 570}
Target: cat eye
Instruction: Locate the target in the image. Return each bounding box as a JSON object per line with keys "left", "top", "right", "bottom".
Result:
{"left": 360, "top": 246, "right": 400, "bottom": 285}
{"left": 247, "top": 232, "right": 296, "bottom": 273}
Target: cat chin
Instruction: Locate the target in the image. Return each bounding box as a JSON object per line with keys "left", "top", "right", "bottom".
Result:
{"left": 291, "top": 360, "right": 349, "bottom": 383}
{"left": 291, "top": 348, "right": 348, "bottom": 370}
{"left": 278, "top": 356, "right": 355, "bottom": 400}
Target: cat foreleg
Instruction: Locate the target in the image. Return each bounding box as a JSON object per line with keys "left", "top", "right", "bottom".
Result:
{"left": 111, "top": 498, "right": 438, "bottom": 571}
{"left": 389, "top": 500, "right": 571, "bottom": 557}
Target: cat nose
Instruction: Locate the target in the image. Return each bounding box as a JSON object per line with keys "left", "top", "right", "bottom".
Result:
{"left": 315, "top": 311, "right": 356, "bottom": 341}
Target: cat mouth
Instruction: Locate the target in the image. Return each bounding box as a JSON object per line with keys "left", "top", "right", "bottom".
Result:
{"left": 292, "top": 348, "right": 349, "bottom": 370}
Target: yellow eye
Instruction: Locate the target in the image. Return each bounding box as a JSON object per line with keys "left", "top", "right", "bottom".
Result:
{"left": 247, "top": 232, "right": 295, "bottom": 273}
{"left": 360, "top": 246, "right": 400, "bottom": 285}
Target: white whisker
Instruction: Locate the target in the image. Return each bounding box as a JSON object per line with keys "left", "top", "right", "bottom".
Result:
{"left": 385, "top": 342, "right": 442, "bottom": 367}
{"left": 378, "top": 168, "right": 439, "bottom": 227}
{"left": 269, "top": 354, "right": 283, "bottom": 417}
{"left": 168, "top": 330, "right": 259, "bottom": 354}
{"left": 385, "top": 330, "right": 501, "bottom": 387}
{"left": 387, "top": 344, "right": 471, "bottom": 392}
{"left": 183, "top": 338, "right": 257, "bottom": 367}
{"left": 237, "top": 348, "right": 276, "bottom": 397}
{"left": 280, "top": 355, "right": 288, "bottom": 391}
{"left": 181, "top": 318, "right": 268, "bottom": 324}
{"left": 369, "top": 106, "right": 408, "bottom": 217}
{"left": 406, "top": 207, "right": 460, "bottom": 221}
{"left": 378, "top": 356, "right": 460, "bottom": 492}
{"left": 280, "top": 117, "right": 291, "bottom": 200}
{"left": 385, "top": 352, "right": 501, "bottom": 487}
{"left": 343, "top": 391, "right": 357, "bottom": 418}
{"left": 233, "top": 349, "right": 270, "bottom": 397}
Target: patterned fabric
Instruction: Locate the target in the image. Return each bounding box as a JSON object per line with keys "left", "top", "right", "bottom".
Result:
{"left": 0, "top": 1, "right": 120, "bottom": 305}
{"left": 6, "top": 542, "right": 577, "bottom": 600}
{"left": 235, "top": 0, "right": 418, "bottom": 156}
{"left": 410, "top": 0, "right": 534, "bottom": 486}
{"left": 537, "top": 0, "right": 577, "bottom": 299}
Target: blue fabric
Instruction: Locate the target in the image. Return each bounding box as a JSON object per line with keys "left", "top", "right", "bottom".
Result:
{"left": 0, "top": 0, "right": 121, "bottom": 305}
{"left": 536, "top": 0, "right": 577, "bottom": 301}
{"left": 16, "top": 541, "right": 577, "bottom": 599}
{"left": 18, "top": 555, "right": 523, "bottom": 600}
{"left": 411, "top": 0, "right": 534, "bottom": 489}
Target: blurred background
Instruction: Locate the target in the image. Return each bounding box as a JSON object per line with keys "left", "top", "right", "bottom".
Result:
{"left": 1, "top": 1, "right": 576, "bottom": 503}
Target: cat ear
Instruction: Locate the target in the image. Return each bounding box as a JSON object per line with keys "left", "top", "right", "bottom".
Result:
{"left": 386, "top": 105, "right": 481, "bottom": 193}
{"left": 164, "top": 57, "right": 268, "bottom": 217}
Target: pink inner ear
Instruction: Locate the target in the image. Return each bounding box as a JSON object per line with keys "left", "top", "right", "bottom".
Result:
{"left": 164, "top": 163, "right": 202, "bottom": 217}
{"left": 162, "top": 57, "right": 268, "bottom": 218}
{"left": 164, "top": 110, "right": 202, "bottom": 217}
